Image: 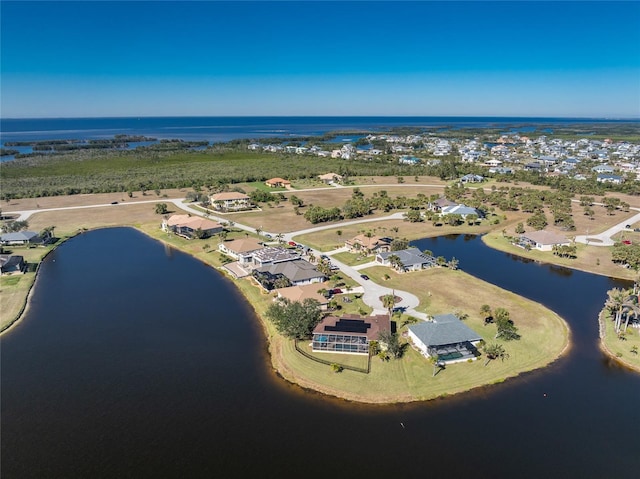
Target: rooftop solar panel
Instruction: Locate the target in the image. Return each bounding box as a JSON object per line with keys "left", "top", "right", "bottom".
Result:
{"left": 324, "top": 319, "right": 371, "bottom": 334}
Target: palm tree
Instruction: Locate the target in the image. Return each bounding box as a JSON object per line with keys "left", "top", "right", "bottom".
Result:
{"left": 605, "top": 288, "right": 639, "bottom": 333}
{"left": 382, "top": 293, "right": 396, "bottom": 317}
{"left": 275, "top": 233, "right": 284, "bottom": 244}
{"left": 483, "top": 343, "right": 508, "bottom": 366}
{"left": 447, "top": 257, "right": 459, "bottom": 270}
{"left": 387, "top": 254, "right": 403, "bottom": 272}
{"left": 623, "top": 301, "right": 640, "bottom": 332}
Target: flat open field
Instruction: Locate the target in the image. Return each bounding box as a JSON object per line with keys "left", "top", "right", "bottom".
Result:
{"left": 2, "top": 188, "right": 188, "bottom": 212}
{"left": 25, "top": 203, "right": 189, "bottom": 237}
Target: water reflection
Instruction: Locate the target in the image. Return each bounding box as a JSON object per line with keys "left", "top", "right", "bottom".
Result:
{"left": 2, "top": 228, "right": 639, "bottom": 478}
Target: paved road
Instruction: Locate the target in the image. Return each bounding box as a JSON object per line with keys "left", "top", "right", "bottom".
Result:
{"left": 15, "top": 190, "right": 639, "bottom": 317}
{"left": 574, "top": 206, "right": 640, "bottom": 246}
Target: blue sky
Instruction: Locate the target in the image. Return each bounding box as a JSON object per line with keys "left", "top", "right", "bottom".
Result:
{"left": 1, "top": 1, "right": 639, "bottom": 118}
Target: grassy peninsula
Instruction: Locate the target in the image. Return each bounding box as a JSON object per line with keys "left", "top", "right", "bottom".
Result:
{"left": 1, "top": 183, "right": 571, "bottom": 403}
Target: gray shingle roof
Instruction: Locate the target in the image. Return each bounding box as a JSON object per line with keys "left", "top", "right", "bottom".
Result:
{"left": 378, "top": 247, "right": 435, "bottom": 267}
{"left": 408, "top": 314, "right": 482, "bottom": 347}
{"left": 256, "top": 259, "right": 325, "bottom": 283}
{"left": 0, "top": 231, "right": 40, "bottom": 242}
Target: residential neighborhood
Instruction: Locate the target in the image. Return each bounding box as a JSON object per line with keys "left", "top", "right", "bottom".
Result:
{"left": 246, "top": 132, "right": 640, "bottom": 184}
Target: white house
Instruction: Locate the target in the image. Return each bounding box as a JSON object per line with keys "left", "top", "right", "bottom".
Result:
{"left": 408, "top": 314, "right": 482, "bottom": 364}
{"left": 519, "top": 230, "right": 570, "bottom": 251}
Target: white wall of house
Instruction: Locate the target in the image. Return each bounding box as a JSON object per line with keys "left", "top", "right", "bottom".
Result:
{"left": 408, "top": 330, "right": 430, "bottom": 356}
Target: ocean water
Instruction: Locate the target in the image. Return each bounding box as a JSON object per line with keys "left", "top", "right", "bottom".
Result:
{"left": 2, "top": 116, "right": 636, "bottom": 144}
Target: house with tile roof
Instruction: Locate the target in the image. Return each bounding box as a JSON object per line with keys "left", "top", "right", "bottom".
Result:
{"left": 210, "top": 192, "right": 252, "bottom": 212}
{"left": 265, "top": 178, "right": 291, "bottom": 188}
{"left": 312, "top": 313, "right": 390, "bottom": 355}
{"left": 345, "top": 234, "right": 392, "bottom": 255}
{"left": 275, "top": 282, "right": 330, "bottom": 310}
{"left": 218, "top": 237, "right": 264, "bottom": 264}
{"left": 519, "top": 230, "right": 570, "bottom": 252}
{"left": 317, "top": 173, "right": 343, "bottom": 184}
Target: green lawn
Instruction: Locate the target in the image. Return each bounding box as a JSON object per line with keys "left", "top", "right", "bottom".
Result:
{"left": 244, "top": 181, "right": 288, "bottom": 192}
{"left": 273, "top": 266, "right": 569, "bottom": 403}
{"left": 137, "top": 222, "right": 570, "bottom": 403}
{"left": 600, "top": 310, "right": 640, "bottom": 372}
{"left": 0, "top": 242, "right": 63, "bottom": 332}
{"left": 331, "top": 251, "right": 375, "bottom": 266}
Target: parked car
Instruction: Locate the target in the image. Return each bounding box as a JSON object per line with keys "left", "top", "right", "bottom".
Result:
{"left": 623, "top": 240, "right": 632, "bottom": 245}
{"left": 110, "top": 201, "right": 118, "bottom": 205}
{"left": 331, "top": 288, "right": 342, "bottom": 295}
{"left": 288, "top": 241, "right": 297, "bottom": 247}
{"left": 360, "top": 274, "right": 370, "bottom": 280}
{"left": 263, "top": 233, "right": 272, "bottom": 239}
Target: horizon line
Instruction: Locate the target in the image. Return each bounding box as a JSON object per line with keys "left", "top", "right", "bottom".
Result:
{"left": 3, "top": 114, "right": 640, "bottom": 121}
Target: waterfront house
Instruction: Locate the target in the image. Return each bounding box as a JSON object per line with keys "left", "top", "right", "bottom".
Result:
{"left": 210, "top": 192, "right": 252, "bottom": 212}
{"left": 312, "top": 313, "right": 390, "bottom": 355}
{"left": 0, "top": 254, "right": 25, "bottom": 275}
{"left": 407, "top": 314, "right": 482, "bottom": 363}
{"left": 440, "top": 204, "right": 483, "bottom": 219}
{"left": 519, "top": 230, "right": 570, "bottom": 252}
{"left": 0, "top": 231, "right": 47, "bottom": 246}
{"left": 265, "top": 178, "right": 291, "bottom": 188}
{"left": 275, "top": 282, "right": 330, "bottom": 310}
{"left": 253, "top": 259, "right": 326, "bottom": 289}
{"left": 345, "top": 234, "right": 392, "bottom": 255}
{"left": 376, "top": 248, "right": 436, "bottom": 272}
{"left": 161, "top": 215, "right": 223, "bottom": 239}
{"left": 251, "top": 247, "right": 300, "bottom": 267}
{"left": 218, "top": 237, "right": 264, "bottom": 264}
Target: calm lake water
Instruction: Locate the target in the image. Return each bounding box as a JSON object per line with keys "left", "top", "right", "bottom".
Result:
{"left": 2, "top": 229, "right": 639, "bottom": 478}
